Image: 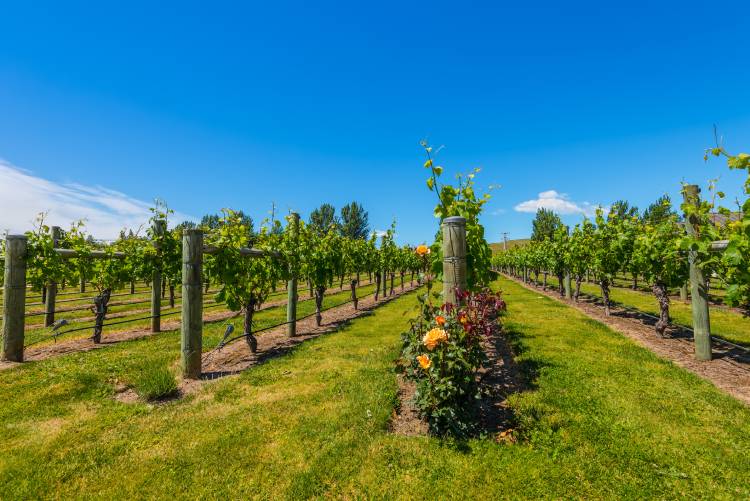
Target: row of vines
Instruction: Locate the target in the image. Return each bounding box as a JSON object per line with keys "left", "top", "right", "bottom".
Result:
{"left": 492, "top": 143, "right": 750, "bottom": 339}
{"left": 6, "top": 205, "right": 427, "bottom": 348}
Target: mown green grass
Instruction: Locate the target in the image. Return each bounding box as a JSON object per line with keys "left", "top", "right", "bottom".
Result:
{"left": 540, "top": 275, "right": 750, "bottom": 347}
{"left": 0, "top": 276, "right": 748, "bottom": 499}
{"left": 19, "top": 276, "right": 387, "bottom": 347}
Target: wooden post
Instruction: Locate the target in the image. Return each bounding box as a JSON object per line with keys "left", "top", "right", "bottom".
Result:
{"left": 679, "top": 282, "right": 689, "bottom": 302}
{"left": 442, "top": 216, "right": 467, "bottom": 305}
{"left": 683, "top": 185, "right": 712, "bottom": 361}
{"left": 350, "top": 279, "right": 358, "bottom": 310}
{"left": 80, "top": 275, "right": 86, "bottom": 293}
{"left": 2, "top": 235, "right": 27, "bottom": 362}
{"left": 286, "top": 212, "right": 299, "bottom": 337}
{"left": 44, "top": 226, "right": 61, "bottom": 327}
{"left": 564, "top": 271, "right": 572, "bottom": 300}
{"left": 151, "top": 220, "right": 166, "bottom": 333}
{"left": 181, "top": 229, "right": 203, "bottom": 379}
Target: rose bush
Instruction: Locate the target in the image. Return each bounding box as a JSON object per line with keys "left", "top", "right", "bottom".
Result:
{"left": 400, "top": 273, "right": 506, "bottom": 437}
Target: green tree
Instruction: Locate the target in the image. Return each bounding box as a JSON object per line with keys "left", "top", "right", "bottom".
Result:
{"left": 174, "top": 220, "right": 197, "bottom": 232}
{"left": 609, "top": 200, "right": 639, "bottom": 221}
{"left": 200, "top": 214, "right": 221, "bottom": 230}
{"left": 340, "top": 201, "right": 369, "bottom": 239}
{"left": 531, "top": 208, "right": 562, "bottom": 242}
{"left": 642, "top": 195, "right": 674, "bottom": 225}
{"left": 309, "top": 203, "right": 338, "bottom": 234}
{"left": 201, "top": 211, "right": 254, "bottom": 238}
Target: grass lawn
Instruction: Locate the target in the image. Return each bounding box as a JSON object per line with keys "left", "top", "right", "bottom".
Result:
{"left": 0, "top": 277, "right": 748, "bottom": 499}
{"left": 19, "top": 277, "right": 386, "bottom": 348}
{"left": 540, "top": 275, "right": 750, "bottom": 347}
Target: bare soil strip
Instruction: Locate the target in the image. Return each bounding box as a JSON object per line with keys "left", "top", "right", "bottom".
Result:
{"left": 0, "top": 283, "right": 419, "bottom": 373}
{"left": 505, "top": 275, "right": 750, "bottom": 406}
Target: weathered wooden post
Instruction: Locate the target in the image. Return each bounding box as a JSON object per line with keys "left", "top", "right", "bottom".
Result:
{"left": 151, "top": 219, "right": 166, "bottom": 333}
{"left": 79, "top": 274, "right": 86, "bottom": 293}
{"left": 683, "top": 185, "right": 712, "bottom": 361}
{"left": 2, "top": 235, "right": 27, "bottom": 362}
{"left": 181, "top": 229, "right": 203, "bottom": 379}
{"left": 44, "top": 226, "right": 61, "bottom": 327}
{"left": 564, "top": 271, "right": 572, "bottom": 300}
{"left": 286, "top": 212, "right": 299, "bottom": 337}
{"left": 350, "top": 279, "right": 358, "bottom": 310}
{"left": 442, "top": 216, "right": 467, "bottom": 305}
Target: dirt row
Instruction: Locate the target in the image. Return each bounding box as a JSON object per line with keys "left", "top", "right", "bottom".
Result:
{"left": 505, "top": 274, "right": 750, "bottom": 406}
{"left": 20, "top": 277, "right": 387, "bottom": 329}
{"left": 0, "top": 282, "right": 420, "bottom": 373}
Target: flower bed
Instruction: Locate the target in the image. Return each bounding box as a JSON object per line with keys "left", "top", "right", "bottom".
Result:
{"left": 399, "top": 280, "right": 506, "bottom": 437}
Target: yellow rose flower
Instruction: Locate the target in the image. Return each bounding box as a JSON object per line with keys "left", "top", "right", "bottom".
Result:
{"left": 416, "top": 354, "right": 432, "bottom": 370}
{"left": 416, "top": 244, "right": 431, "bottom": 256}
{"left": 422, "top": 328, "right": 449, "bottom": 351}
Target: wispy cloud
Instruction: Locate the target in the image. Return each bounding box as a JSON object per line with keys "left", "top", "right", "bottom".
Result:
{"left": 0, "top": 159, "right": 195, "bottom": 239}
{"left": 514, "top": 190, "right": 598, "bottom": 217}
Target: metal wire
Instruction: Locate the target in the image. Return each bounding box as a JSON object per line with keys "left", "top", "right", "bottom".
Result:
{"left": 205, "top": 284, "right": 392, "bottom": 354}
{"left": 19, "top": 276, "right": 394, "bottom": 350}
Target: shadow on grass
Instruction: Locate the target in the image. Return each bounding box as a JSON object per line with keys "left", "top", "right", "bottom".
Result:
{"left": 578, "top": 295, "right": 750, "bottom": 364}
{"left": 465, "top": 324, "right": 553, "bottom": 448}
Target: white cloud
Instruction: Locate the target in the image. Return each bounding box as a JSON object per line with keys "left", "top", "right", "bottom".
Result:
{"left": 514, "top": 190, "right": 598, "bottom": 217}
{"left": 0, "top": 159, "right": 195, "bottom": 239}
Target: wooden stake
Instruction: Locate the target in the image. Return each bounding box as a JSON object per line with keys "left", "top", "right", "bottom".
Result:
{"left": 44, "top": 226, "right": 61, "bottom": 327}
{"left": 151, "top": 220, "right": 166, "bottom": 333}
{"left": 682, "top": 185, "right": 712, "bottom": 361}
{"left": 286, "top": 213, "right": 299, "bottom": 337}
{"left": 2, "top": 235, "right": 27, "bottom": 362}
{"left": 679, "top": 282, "right": 688, "bottom": 302}
{"left": 564, "top": 271, "right": 572, "bottom": 300}
{"left": 181, "top": 229, "right": 203, "bottom": 379}
{"left": 442, "top": 216, "right": 467, "bottom": 305}
{"left": 350, "top": 279, "right": 358, "bottom": 310}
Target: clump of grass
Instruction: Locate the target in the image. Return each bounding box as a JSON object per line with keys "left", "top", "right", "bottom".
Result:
{"left": 130, "top": 364, "right": 179, "bottom": 401}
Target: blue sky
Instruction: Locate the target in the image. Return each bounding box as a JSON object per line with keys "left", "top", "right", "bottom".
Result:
{"left": 1, "top": 1, "right": 749, "bottom": 242}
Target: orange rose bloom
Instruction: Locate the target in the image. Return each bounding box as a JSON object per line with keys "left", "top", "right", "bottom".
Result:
{"left": 417, "top": 354, "right": 432, "bottom": 370}
{"left": 416, "top": 244, "right": 430, "bottom": 256}
{"left": 435, "top": 315, "right": 446, "bottom": 326}
{"left": 422, "top": 328, "right": 449, "bottom": 351}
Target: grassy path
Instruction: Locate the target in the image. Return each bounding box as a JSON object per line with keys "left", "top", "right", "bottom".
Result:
{"left": 0, "top": 277, "right": 748, "bottom": 498}
{"left": 542, "top": 275, "right": 750, "bottom": 347}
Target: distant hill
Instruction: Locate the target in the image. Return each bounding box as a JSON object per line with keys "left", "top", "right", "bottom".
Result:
{"left": 489, "top": 239, "right": 530, "bottom": 253}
